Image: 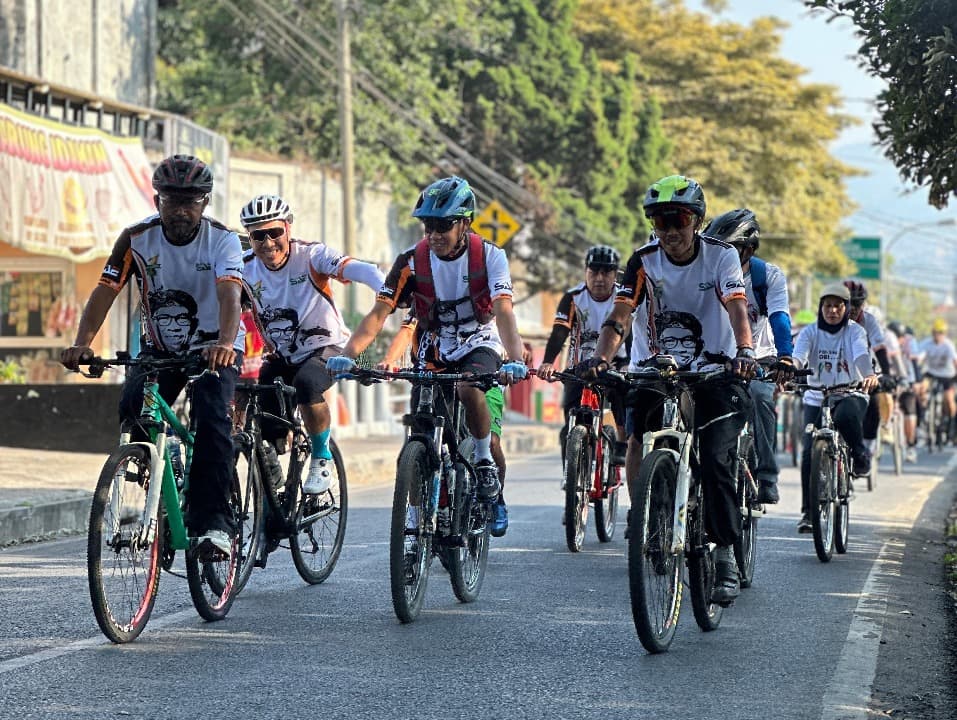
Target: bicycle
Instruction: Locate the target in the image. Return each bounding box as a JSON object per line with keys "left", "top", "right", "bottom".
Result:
{"left": 778, "top": 391, "right": 803, "bottom": 468}
{"left": 78, "top": 353, "right": 242, "bottom": 643}
{"left": 230, "top": 378, "right": 347, "bottom": 591}
{"left": 923, "top": 376, "right": 949, "bottom": 453}
{"left": 615, "top": 356, "right": 738, "bottom": 653}
{"left": 878, "top": 384, "right": 906, "bottom": 478}
{"left": 549, "top": 370, "right": 624, "bottom": 552}
{"left": 793, "top": 381, "right": 863, "bottom": 563}
{"left": 344, "top": 366, "right": 499, "bottom": 623}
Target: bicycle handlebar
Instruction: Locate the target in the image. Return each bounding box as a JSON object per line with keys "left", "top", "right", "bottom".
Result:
{"left": 76, "top": 353, "right": 212, "bottom": 379}
{"left": 343, "top": 366, "right": 504, "bottom": 387}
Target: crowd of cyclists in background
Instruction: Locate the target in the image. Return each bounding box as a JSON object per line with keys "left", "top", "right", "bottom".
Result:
{"left": 60, "top": 153, "right": 957, "bottom": 581}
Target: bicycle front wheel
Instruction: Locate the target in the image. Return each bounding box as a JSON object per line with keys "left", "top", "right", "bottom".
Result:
{"left": 628, "top": 449, "right": 682, "bottom": 654}
{"left": 809, "top": 438, "right": 836, "bottom": 562}
{"left": 229, "top": 439, "right": 264, "bottom": 595}
{"left": 88, "top": 444, "right": 163, "bottom": 644}
{"left": 390, "top": 440, "right": 433, "bottom": 623}
{"left": 564, "top": 426, "right": 591, "bottom": 552}
{"left": 291, "top": 440, "right": 348, "bottom": 585}
{"left": 733, "top": 432, "right": 758, "bottom": 589}
{"left": 448, "top": 467, "right": 491, "bottom": 603}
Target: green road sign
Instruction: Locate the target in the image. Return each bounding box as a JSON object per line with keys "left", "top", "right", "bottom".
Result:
{"left": 842, "top": 236, "right": 881, "bottom": 280}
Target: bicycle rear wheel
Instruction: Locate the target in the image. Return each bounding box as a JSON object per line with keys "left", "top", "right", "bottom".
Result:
{"left": 835, "top": 455, "right": 850, "bottom": 554}
{"left": 688, "top": 497, "right": 723, "bottom": 632}
{"left": 291, "top": 440, "right": 348, "bottom": 585}
{"left": 594, "top": 431, "right": 619, "bottom": 543}
{"left": 809, "top": 438, "right": 836, "bottom": 562}
{"left": 390, "top": 441, "right": 433, "bottom": 623}
{"left": 564, "top": 426, "right": 591, "bottom": 552}
{"left": 628, "top": 449, "right": 682, "bottom": 654}
{"left": 733, "top": 432, "right": 758, "bottom": 589}
{"left": 88, "top": 444, "right": 162, "bottom": 644}
{"left": 448, "top": 467, "right": 491, "bottom": 603}
{"left": 228, "top": 438, "right": 264, "bottom": 595}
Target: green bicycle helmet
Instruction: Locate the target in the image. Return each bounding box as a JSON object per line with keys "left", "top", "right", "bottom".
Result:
{"left": 643, "top": 175, "right": 706, "bottom": 218}
{"left": 411, "top": 176, "right": 476, "bottom": 219}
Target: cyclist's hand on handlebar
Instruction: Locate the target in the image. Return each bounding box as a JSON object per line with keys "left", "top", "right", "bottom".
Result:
{"left": 203, "top": 344, "right": 235, "bottom": 371}
{"left": 60, "top": 345, "right": 93, "bottom": 371}
{"left": 878, "top": 374, "right": 898, "bottom": 392}
{"left": 770, "top": 355, "right": 796, "bottom": 383}
{"left": 575, "top": 356, "right": 608, "bottom": 380}
{"left": 861, "top": 374, "right": 879, "bottom": 393}
{"left": 537, "top": 362, "right": 556, "bottom": 380}
{"left": 731, "top": 348, "right": 757, "bottom": 380}
{"left": 326, "top": 355, "right": 357, "bottom": 378}
{"left": 500, "top": 361, "right": 528, "bottom": 385}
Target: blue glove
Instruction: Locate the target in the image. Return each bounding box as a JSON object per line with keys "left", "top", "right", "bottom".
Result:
{"left": 501, "top": 361, "right": 528, "bottom": 382}
{"left": 326, "top": 355, "right": 357, "bottom": 377}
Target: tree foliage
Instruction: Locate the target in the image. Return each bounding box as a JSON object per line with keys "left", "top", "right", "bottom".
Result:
{"left": 805, "top": 0, "right": 957, "bottom": 209}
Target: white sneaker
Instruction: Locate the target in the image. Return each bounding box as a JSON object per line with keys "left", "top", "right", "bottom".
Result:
{"left": 197, "top": 529, "right": 232, "bottom": 555}
{"left": 302, "top": 458, "right": 333, "bottom": 494}
{"left": 905, "top": 448, "right": 918, "bottom": 463}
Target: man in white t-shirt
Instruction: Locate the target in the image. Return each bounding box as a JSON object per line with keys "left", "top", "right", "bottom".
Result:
{"left": 240, "top": 194, "right": 385, "bottom": 494}
{"left": 919, "top": 317, "right": 957, "bottom": 442}
{"left": 327, "top": 176, "right": 527, "bottom": 512}
{"left": 702, "top": 208, "right": 794, "bottom": 505}
{"left": 578, "top": 174, "right": 756, "bottom": 606}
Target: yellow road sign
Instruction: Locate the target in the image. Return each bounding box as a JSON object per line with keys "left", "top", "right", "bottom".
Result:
{"left": 473, "top": 200, "right": 521, "bottom": 247}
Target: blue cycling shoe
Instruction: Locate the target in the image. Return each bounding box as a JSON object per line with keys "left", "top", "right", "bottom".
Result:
{"left": 490, "top": 498, "right": 508, "bottom": 537}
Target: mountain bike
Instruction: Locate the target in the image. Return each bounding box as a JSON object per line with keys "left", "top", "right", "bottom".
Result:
{"left": 549, "top": 370, "right": 624, "bottom": 552}
{"left": 78, "top": 353, "right": 242, "bottom": 643}
{"left": 617, "top": 357, "right": 737, "bottom": 653}
{"left": 230, "top": 378, "right": 347, "bottom": 591}
{"left": 344, "top": 367, "right": 499, "bottom": 623}
{"left": 794, "top": 381, "right": 863, "bottom": 562}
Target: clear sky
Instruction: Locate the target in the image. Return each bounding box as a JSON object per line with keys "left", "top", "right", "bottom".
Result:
{"left": 687, "top": 0, "right": 957, "bottom": 294}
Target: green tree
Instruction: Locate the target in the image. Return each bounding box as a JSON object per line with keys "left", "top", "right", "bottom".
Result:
{"left": 805, "top": 0, "right": 957, "bottom": 209}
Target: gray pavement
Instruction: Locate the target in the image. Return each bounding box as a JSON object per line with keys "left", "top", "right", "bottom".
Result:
{"left": 0, "top": 413, "right": 560, "bottom": 545}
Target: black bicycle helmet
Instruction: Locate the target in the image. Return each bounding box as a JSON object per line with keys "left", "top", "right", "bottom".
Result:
{"left": 585, "top": 245, "right": 620, "bottom": 270}
{"left": 151, "top": 154, "right": 214, "bottom": 195}
{"left": 642, "top": 175, "right": 706, "bottom": 218}
{"left": 886, "top": 320, "right": 905, "bottom": 337}
{"left": 702, "top": 208, "right": 760, "bottom": 250}
{"left": 843, "top": 279, "right": 868, "bottom": 304}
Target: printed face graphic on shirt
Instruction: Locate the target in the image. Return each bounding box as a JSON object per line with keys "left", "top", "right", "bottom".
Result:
{"left": 149, "top": 289, "right": 199, "bottom": 352}
{"left": 655, "top": 310, "right": 704, "bottom": 370}
{"left": 262, "top": 307, "right": 300, "bottom": 353}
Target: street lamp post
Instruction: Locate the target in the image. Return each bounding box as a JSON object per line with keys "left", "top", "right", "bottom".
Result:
{"left": 880, "top": 218, "right": 957, "bottom": 310}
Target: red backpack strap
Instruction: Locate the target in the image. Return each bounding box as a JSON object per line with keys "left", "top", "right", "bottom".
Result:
{"left": 412, "top": 238, "right": 437, "bottom": 329}
{"left": 467, "top": 232, "right": 494, "bottom": 323}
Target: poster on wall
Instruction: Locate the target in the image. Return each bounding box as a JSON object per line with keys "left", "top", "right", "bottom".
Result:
{"left": 0, "top": 103, "right": 155, "bottom": 262}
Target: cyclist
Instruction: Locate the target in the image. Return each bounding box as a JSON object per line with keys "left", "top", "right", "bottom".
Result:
{"left": 60, "top": 154, "right": 243, "bottom": 555}
{"left": 702, "top": 208, "right": 794, "bottom": 505}
{"left": 326, "top": 176, "right": 528, "bottom": 504}
{"left": 919, "top": 318, "right": 957, "bottom": 444}
{"left": 239, "top": 194, "right": 385, "bottom": 494}
{"left": 792, "top": 284, "right": 878, "bottom": 533}
{"left": 578, "top": 174, "right": 755, "bottom": 605}
{"left": 376, "top": 311, "right": 513, "bottom": 536}
{"left": 843, "top": 280, "right": 893, "bottom": 459}
{"left": 537, "top": 245, "right": 628, "bottom": 469}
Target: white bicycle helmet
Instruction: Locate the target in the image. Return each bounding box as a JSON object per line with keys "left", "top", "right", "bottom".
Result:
{"left": 240, "top": 195, "right": 293, "bottom": 227}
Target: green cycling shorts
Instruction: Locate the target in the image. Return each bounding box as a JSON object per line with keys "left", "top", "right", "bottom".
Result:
{"left": 486, "top": 386, "right": 504, "bottom": 437}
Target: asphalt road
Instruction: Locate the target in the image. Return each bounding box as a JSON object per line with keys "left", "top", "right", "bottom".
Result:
{"left": 1, "top": 447, "right": 954, "bottom": 720}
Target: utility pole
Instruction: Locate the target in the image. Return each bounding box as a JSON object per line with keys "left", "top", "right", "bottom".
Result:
{"left": 337, "top": 0, "right": 358, "bottom": 318}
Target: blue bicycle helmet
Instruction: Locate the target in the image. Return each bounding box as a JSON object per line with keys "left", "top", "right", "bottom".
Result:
{"left": 411, "top": 176, "right": 475, "bottom": 219}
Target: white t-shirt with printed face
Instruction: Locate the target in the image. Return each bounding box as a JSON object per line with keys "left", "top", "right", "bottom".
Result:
{"left": 921, "top": 337, "right": 957, "bottom": 379}
{"left": 744, "top": 260, "right": 789, "bottom": 359}
{"left": 243, "top": 240, "right": 353, "bottom": 364}
{"left": 616, "top": 237, "right": 747, "bottom": 371}
{"left": 793, "top": 320, "right": 870, "bottom": 406}
{"left": 553, "top": 283, "right": 626, "bottom": 365}
{"left": 377, "top": 238, "right": 513, "bottom": 364}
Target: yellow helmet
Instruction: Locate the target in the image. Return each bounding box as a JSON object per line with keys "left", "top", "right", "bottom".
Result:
{"left": 932, "top": 318, "right": 948, "bottom": 333}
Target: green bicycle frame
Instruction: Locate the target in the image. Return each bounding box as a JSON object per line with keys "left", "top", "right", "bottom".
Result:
{"left": 122, "top": 376, "right": 195, "bottom": 551}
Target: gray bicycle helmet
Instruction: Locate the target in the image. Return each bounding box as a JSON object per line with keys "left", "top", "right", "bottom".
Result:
{"left": 240, "top": 195, "right": 294, "bottom": 227}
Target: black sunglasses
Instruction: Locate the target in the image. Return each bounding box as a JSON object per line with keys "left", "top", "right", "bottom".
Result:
{"left": 422, "top": 217, "right": 461, "bottom": 234}
{"left": 250, "top": 226, "right": 286, "bottom": 243}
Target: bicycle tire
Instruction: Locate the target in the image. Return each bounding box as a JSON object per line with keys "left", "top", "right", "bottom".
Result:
{"left": 229, "top": 440, "right": 265, "bottom": 595}
{"left": 594, "top": 432, "right": 619, "bottom": 543}
{"left": 733, "top": 432, "right": 758, "bottom": 589}
{"left": 789, "top": 397, "right": 802, "bottom": 467}
{"left": 926, "top": 394, "right": 937, "bottom": 452}
{"left": 868, "top": 425, "right": 880, "bottom": 492}
{"left": 390, "top": 440, "right": 433, "bottom": 623}
{"left": 835, "top": 453, "right": 850, "bottom": 554}
{"left": 88, "top": 444, "right": 162, "bottom": 644}
{"left": 185, "top": 521, "right": 240, "bottom": 622}
{"left": 291, "top": 440, "right": 348, "bottom": 585}
{"left": 564, "top": 426, "right": 591, "bottom": 552}
{"left": 687, "top": 510, "right": 723, "bottom": 631}
{"left": 448, "top": 467, "right": 491, "bottom": 603}
{"left": 892, "top": 413, "right": 904, "bottom": 477}
{"left": 628, "top": 449, "right": 682, "bottom": 654}
{"left": 809, "top": 438, "right": 835, "bottom": 562}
